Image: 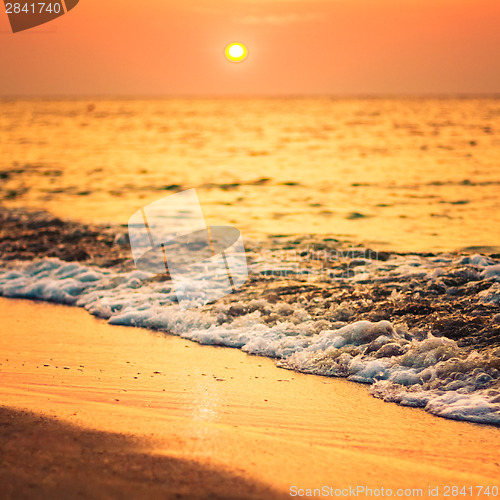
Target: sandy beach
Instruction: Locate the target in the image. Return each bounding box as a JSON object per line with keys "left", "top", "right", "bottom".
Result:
{"left": 1, "top": 297, "right": 499, "bottom": 498}
{"left": 2, "top": 0, "right": 500, "bottom": 494}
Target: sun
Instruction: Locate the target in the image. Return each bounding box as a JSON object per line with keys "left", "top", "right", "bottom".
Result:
{"left": 225, "top": 42, "right": 248, "bottom": 63}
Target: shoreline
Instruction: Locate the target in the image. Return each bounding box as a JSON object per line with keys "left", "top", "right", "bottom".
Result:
{"left": 0, "top": 207, "right": 499, "bottom": 426}
{"left": 1, "top": 297, "right": 499, "bottom": 498}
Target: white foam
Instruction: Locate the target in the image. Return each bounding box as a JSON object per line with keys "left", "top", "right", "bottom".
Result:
{"left": 0, "top": 256, "right": 499, "bottom": 425}
{"left": 478, "top": 283, "right": 500, "bottom": 305}
{"left": 482, "top": 264, "right": 500, "bottom": 281}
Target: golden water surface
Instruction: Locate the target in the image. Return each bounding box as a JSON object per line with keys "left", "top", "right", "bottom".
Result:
{"left": 0, "top": 98, "right": 499, "bottom": 252}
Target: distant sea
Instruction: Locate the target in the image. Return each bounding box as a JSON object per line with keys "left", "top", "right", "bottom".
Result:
{"left": 1, "top": 97, "right": 499, "bottom": 252}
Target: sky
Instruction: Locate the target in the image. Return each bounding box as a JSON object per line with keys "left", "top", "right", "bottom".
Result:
{"left": 1, "top": 0, "right": 499, "bottom": 96}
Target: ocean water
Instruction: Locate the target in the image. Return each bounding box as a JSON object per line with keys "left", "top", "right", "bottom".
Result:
{"left": 1, "top": 99, "right": 500, "bottom": 426}
{"left": 1, "top": 97, "right": 499, "bottom": 252}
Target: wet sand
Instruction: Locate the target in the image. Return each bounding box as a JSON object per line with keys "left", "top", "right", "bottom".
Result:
{"left": 0, "top": 298, "right": 499, "bottom": 498}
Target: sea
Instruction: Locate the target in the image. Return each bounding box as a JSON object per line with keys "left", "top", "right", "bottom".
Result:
{"left": 1, "top": 98, "right": 499, "bottom": 426}
{"left": 0, "top": 97, "right": 499, "bottom": 252}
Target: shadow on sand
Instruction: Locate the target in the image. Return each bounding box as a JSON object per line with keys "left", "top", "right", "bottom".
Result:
{"left": 0, "top": 406, "right": 288, "bottom": 499}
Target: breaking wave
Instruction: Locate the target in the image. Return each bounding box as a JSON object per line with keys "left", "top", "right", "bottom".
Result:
{"left": 1, "top": 251, "right": 499, "bottom": 425}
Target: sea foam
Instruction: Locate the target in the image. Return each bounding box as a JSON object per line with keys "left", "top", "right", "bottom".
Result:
{"left": 1, "top": 254, "right": 499, "bottom": 425}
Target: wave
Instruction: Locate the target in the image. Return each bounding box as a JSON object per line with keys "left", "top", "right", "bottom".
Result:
{"left": 1, "top": 250, "right": 499, "bottom": 425}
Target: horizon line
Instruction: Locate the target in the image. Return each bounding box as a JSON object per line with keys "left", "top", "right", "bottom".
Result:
{"left": 1, "top": 92, "right": 499, "bottom": 100}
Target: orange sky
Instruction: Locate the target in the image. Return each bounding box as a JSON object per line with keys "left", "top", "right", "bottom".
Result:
{"left": 1, "top": 0, "right": 499, "bottom": 96}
